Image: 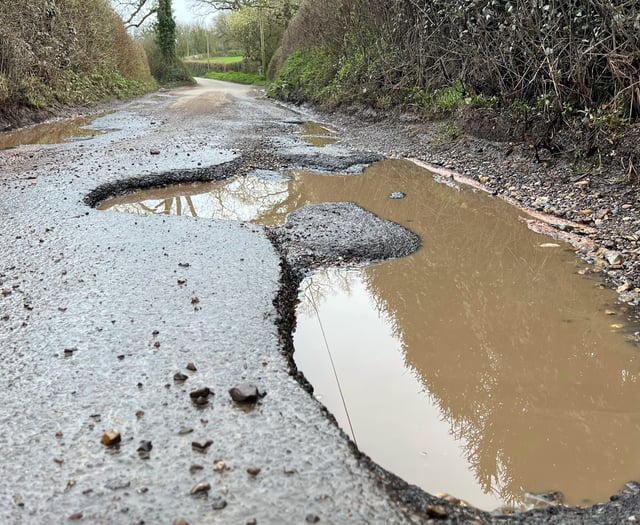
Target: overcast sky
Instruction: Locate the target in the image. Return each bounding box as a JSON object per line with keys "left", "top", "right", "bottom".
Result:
{"left": 173, "top": 0, "right": 216, "bottom": 25}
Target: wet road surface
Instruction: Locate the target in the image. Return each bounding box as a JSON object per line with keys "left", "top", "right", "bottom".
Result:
{"left": 3, "top": 79, "right": 640, "bottom": 524}
{"left": 0, "top": 80, "right": 420, "bottom": 524}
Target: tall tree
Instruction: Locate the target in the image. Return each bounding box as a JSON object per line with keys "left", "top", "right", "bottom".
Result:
{"left": 112, "top": 0, "right": 157, "bottom": 29}
{"left": 155, "top": 0, "right": 177, "bottom": 59}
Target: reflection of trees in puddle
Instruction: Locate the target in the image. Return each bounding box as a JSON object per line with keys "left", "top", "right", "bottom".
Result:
{"left": 356, "top": 201, "right": 640, "bottom": 506}
{"left": 102, "top": 159, "right": 640, "bottom": 507}
{"left": 297, "top": 268, "right": 358, "bottom": 318}
{"left": 295, "top": 160, "right": 640, "bottom": 506}
{"left": 104, "top": 176, "right": 303, "bottom": 224}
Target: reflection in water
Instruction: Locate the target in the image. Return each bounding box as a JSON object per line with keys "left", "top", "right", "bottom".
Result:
{"left": 0, "top": 115, "right": 105, "bottom": 150}
{"left": 99, "top": 159, "right": 640, "bottom": 510}
{"left": 298, "top": 121, "right": 338, "bottom": 147}
{"left": 98, "top": 173, "right": 296, "bottom": 225}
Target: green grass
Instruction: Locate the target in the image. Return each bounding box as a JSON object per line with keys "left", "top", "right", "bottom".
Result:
{"left": 187, "top": 55, "right": 244, "bottom": 64}
{"left": 203, "top": 71, "right": 266, "bottom": 85}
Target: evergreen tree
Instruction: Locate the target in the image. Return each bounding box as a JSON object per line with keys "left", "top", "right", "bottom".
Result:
{"left": 155, "top": 0, "right": 177, "bottom": 60}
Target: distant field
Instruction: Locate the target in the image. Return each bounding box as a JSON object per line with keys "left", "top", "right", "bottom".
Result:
{"left": 203, "top": 71, "right": 266, "bottom": 85}
{"left": 186, "top": 56, "right": 244, "bottom": 64}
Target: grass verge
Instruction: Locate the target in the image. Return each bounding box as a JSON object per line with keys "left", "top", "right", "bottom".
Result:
{"left": 203, "top": 71, "right": 266, "bottom": 85}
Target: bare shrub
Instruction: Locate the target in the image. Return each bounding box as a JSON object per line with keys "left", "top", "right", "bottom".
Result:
{"left": 279, "top": 0, "right": 640, "bottom": 121}
{"left": 0, "top": 0, "right": 154, "bottom": 126}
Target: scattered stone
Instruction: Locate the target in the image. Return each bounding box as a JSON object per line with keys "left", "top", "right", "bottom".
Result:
{"left": 55, "top": 431, "right": 63, "bottom": 438}
{"left": 190, "top": 482, "right": 210, "bottom": 496}
{"left": 178, "top": 262, "right": 190, "bottom": 268}
{"left": 53, "top": 457, "right": 64, "bottom": 465}
{"left": 539, "top": 243, "right": 561, "bottom": 248}
{"left": 190, "top": 387, "right": 213, "bottom": 406}
{"left": 618, "top": 282, "right": 632, "bottom": 293}
{"left": 426, "top": 505, "right": 448, "bottom": 519}
{"left": 229, "top": 384, "right": 264, "bottom": 404}
{"left": 137, "top": 441, "right": 152, "bottom": 459}
{"left": 246, "top": 520, "right": 257, "bottom": 525}
{"left": 177, "top": 279, "right": 187, "bottom": 286}
{"left": 153, "top": 341, "right": 161, "bottom": 348}
{"left": 191, "top": 440, "right": 213, "bottom": 452}
{"left": 388, "top": 191, "right": 406, "bottom": 199}
{"left": 135, "top": 410, "right": 145, "bottom": 418}
{"left": 190, "top": 464, "right": 204, "bottom": 473}
{"left": 69, "top": 512, "right": 83, "bottom": 521}
{"left": 100, "top": 429, "right": 121, "bottom": 447}
{"left": 63, "top": 347, "right": 78, "bottom": 356}
{"left": 174, "top": 372, "right": 189, "bottom": 383}
{"left": 247, "top": 467, "right": 261, "bottom": 476}
{"left": 190, "top": 387, "right": 212, "bottom": 398}
{"left": 179, "top": 427, "right": 194, "bottom": 435}
{"left": 173, "top": 519, "right": 189, "bottom": 525}
{"left": 186, "top": 362, "right": 197, "bottom": 372}
{"left": 150, "top": 149, "right": 161, "bottom": 155}
{"left": 606, "top": 251, "right": 624, "bottom": 265}
{"left": 211, "top": 496, "right": 227, "bottom": 510}
{"left": 191, "top": 296, "right": 200, "bottom": 304}
{"left": 214, "top": 460, "right": 226, "bottom": 472}
{"left": 105, "top": 478, "right": 131, "bottom": 491}
{"left": 305, "top": 514, "right": 320, "bottom": 523}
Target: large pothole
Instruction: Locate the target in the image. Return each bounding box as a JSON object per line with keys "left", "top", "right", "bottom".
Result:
{"left": 94, "top": 158, "right": 640, "bottom": 515}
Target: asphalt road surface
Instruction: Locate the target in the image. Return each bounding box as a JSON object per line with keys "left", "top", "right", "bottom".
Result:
{"left": 2, "top": 79, "right": 640, "bottom": 524}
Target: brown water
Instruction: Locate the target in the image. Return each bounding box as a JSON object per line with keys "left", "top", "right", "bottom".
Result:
{"left": 0, "top": 116, "right": 104, "bottom": 150}
{"left": 99, "top": 159, "right": 640, "bottom": 511}
{"left": 298, "top": 121, "right": 338, "bottom": 146}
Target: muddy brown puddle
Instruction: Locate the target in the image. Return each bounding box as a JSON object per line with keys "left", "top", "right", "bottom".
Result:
{"left": 0, "top": 115, "right": 105, "bottom": 150}
{"left": 297, "top": 121, "right": 338, "bottom": 147}
{"left": 99, "top": 159, "right": 640, "bottom": 511}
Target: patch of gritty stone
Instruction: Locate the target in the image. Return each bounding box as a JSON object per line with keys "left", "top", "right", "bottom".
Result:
{"left": 269, "top": 201, "right": 421, "bottom": 270}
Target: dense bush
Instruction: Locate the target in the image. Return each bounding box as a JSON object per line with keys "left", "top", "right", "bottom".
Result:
{"left": 0, "top": 0, "right": 155, "bottom": 127}
{"left": 274, "top": 0, "right": 640, "bottom": 123}
{"left": 183, "top": 59, "right": 253, "bottom": 77}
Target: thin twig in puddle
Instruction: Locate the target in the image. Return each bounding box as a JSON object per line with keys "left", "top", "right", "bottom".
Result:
{"left": 307, "top": 288, "right": 359, "bottom": 448}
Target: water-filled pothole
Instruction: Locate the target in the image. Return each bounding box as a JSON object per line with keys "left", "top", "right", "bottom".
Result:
{"left": 98, "top": 159, "right": 640, "bottom": 511}
{"left": 0, "top": 115, "right": 106, "bottom": 150}
{"left": 298, "top": 121, "right": 338, "bottom": 147}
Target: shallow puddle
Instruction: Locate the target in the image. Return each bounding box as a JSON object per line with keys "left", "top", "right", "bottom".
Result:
{"left": 298, "top": 121, "right": 338, "bottom": 147}
{"left": 0, "top": 115, "right": 104, "bottom": 150}
{"left": 99, "top": 159, "right": 640, "bottom": 511}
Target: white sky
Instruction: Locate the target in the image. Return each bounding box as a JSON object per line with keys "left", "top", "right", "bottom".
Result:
{"left": 173, "top": 0, "right": 216, "bottom": 25}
